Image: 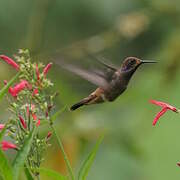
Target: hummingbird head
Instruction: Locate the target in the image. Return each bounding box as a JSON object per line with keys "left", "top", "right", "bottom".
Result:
{"left": 121, "top": 57, "right": 156, "bottom": 73}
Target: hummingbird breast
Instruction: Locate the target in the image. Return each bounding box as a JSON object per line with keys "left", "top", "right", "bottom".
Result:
{"left": 104, "top": 72, "right": 128, "bottom": 101}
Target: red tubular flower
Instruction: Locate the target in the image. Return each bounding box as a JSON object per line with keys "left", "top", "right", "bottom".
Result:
{"left": 0, "top": 124, "right": 5, "bottom": 130}
{"left": 3, "top": 80, "right": 7, "bottom": 85}
{"left": 150, "top": 100, "right": 178, "bottom": 112}
{"left": 0, "top": 55, "right": 19, "bottom": 71}
{"left": 36, "top": 119, "right": 40, "bottom": 127}
{"left": 32, "top": 88, "right": 38, "bottom": 96}
{"left": 43, "top": 63, "right": 52, "bottom": 76}
{"left": 1, "top": 141, "right": 17, "bottom": 151}
{"left": 19, "top": 115, "right": 27, "bottom": 129}
{"left": 9, "top": 80, "right": 29, "bottom": 97}
{"left": 46, "top": 132, "right": 52, "bottom": 140}
{"left": 32, "top": 113, "right": 37, "bottom": 120}
{"left": 36, "top": 64, "right": 40, "bottom": 80}
{"left": 150, "top": 100, "right": 178, "bottom": 126}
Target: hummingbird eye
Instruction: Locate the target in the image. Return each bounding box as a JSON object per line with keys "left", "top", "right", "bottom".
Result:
{"left": 129, "top": 59, "right": 136, "bottom": 65}
{"left": 121, "top": 57, "right": 139, "bottom": 72}
{"left": 127, "top": 59, "right": 136, "bottom": 67}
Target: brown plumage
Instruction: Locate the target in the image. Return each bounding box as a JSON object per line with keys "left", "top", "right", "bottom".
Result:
{"left": 56, "top": 56, "right": 156, "bottom": 111}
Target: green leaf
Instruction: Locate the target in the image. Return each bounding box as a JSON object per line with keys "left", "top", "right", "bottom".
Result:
{"left": 0, "top": 71, "right": 21, "bottom": 101}
{"left": 24, "top": 164, "right": 34, "bottom": 180}
{"left": 12, "top": 128, "right": 35, "bottom": 180}
{"left": 0, "top": 125, "right": 7, "bottom": 141}
{"left": 50, "top": 106, "right": 67, "bottom": 122}
{"left": 0, "top": 150, "right": 13, "bottom": 180}
{"left": 0, "top": 125, "right": 12, "bottom": 180}
{"left": 78, "top": 135, "right": 104, "bottom": 180}
{"left": 38, "top": 167, "right": 67, "bottom": 180}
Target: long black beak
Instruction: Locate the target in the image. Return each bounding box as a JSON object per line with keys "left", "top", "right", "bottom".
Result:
{"left": 141, "top": 60, "right": 157, "bottom": 64}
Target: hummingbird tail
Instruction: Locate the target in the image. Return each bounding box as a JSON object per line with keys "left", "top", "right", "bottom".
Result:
{"left": 70, "top": 96, "right": 94, "bottom": 111}
{"left": 70, "top": 101, "right": 85, "bottom": 111}
{"left": 70, "top": 88, "right": 105, "bottom": 111}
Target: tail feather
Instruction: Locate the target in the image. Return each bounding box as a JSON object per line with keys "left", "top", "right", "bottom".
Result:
{"left": 70, "top": 101, "right": 85, "bottom": 111}
{"left": 70, "top": 96, "right": 94, "bottom": 111}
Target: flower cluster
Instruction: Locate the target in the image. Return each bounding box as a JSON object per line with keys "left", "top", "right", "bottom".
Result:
{"left": 150, "top": 100, "right": 179, "bottom": 126}
{"left": 0, "top": 50, "right": 55, "bottom": 176}
{"left": 150, "top": 99, "right": 180, "bottom": 166}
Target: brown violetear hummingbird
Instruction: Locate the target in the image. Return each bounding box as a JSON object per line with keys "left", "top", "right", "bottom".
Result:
{"left": 57, "top": 56, "right": 156, "bottom": 111}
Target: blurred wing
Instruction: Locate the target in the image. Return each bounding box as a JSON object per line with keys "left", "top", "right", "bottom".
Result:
{"left": 86, "top": 52, "right": 118, "bottom": 71}
{"left": 85, "top": 53, "right": 118, "bottom": 81}
{"left": 56, "top": 61, "right": 109, "bottom": 89}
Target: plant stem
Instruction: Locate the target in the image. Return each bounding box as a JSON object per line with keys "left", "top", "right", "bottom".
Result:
{"left": 50, "top": 124, "right": 75, "bottom": 180}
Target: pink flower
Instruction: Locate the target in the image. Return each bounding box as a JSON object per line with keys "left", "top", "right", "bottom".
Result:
{"left": 3, "top": 80, "right": 7, "bottom": 85}
{"left": 32, "top": 113, "right": 37, "bottom": 120}
{"left": 150, "top": 100, "right": 178, "bottom": 126}
{"left": 0, "top": 124, "right": 5, "bottom": 130}
{"left": 19, "top": 116, "right": 27, "bottom": 129}
{"left": 9, "top": 80, "right": 29, "bottom": 97}
{"left": 32, "top": 88, "right": 38, "bottom": 96}
{"left": 43, "top": 63, "right": 52, "bottom": 76}
{"left": 1, "top": 141, "right": 17, "bottom": 151}
{"left": 36, "top": 64, "right": 40, "bottom": 80}
{"left": 0, "top": 55, "right": 19, "bottom": 71}
{"left": 36, "top": 119, "right": 40, "bottom": 127}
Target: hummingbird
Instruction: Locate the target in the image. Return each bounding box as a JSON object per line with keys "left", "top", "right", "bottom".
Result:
{"left": 57, "top": 56, "right": 156, "bottom": 111}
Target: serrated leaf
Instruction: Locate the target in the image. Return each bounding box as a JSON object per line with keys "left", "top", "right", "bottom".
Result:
{"left": 78, "top": 135, "right": 104, "bottom": 180}
{"left": 12, "top": 128, "right": 35, "bottom": 180}
{"left": 0, "top": 150, "right": 13, "bottom": 180}
{"left": 38, "top": 167, "right": 67, "bottom": 180}
{"left": 0, "top": 71, "right": 21, "bottom": 101}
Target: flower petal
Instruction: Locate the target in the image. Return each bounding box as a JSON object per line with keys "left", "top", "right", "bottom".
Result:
{"left": 19, "top": 116, "right": 27, "bottom": 129}
{"left": 0, "top": 55, "right": 19, "bottom": 70}
{"left": 32, "top": 113, "right": 37, "bottom": 120}
{"left": 150, "top": 99, "right": 178, "bottom": 112}
{"left": 36, "top": 119, "right": 40, "bottom": 127}
{"left": 0, "top": 124, "right": 5, "bottom": 130}
{"left": 1, "top": 141, "right": 17, "bottom": 151}
{"left": 43, "top": 63, "right": 52, "bottom": 76}
{"left": 152, "top": 107, "right": 168, "bottom": 126}
{"left": 9, "top": 80, "right": 28, "bottom": 97}
{"left": 32, "top": 88, "right": 38, "bottom": 96}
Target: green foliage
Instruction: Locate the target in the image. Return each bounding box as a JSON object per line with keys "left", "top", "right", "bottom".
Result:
{"left": 0, "top": 126, "right": 7, "bottom": 141}
{"left": 50, "top": 125, "right": 75, "bottom": 180}
{"left": 0, "top": 125, "right": 13, "bottom": 180}
{"left": 12, "top": 128, "right": 35, "bottom": 180}
{"left": 24, "top": 165, "right": 34, "bottom": 180}
{"left": 78, "top": 135, "right": 104, "bottom": 180}
{"left": 0, "top": 72, "right": 21, "bottom": 101}
{"left": 0, "top": 150, "right": 13, "bottom": 180}
{"left": 39, "top": 168, "right": 68, "bottom": 180}
{"left": 50, "top": 106, "right": 67, "bottom": 123}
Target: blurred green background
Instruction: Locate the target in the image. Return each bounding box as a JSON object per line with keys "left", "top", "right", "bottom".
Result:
{"left": 1, "top": 0, "right": 180, "bottom": 179}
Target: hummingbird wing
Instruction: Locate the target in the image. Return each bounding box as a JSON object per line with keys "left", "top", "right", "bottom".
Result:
{"left": 56, "top": 61, "right": 109, "bottom": 89}
{"left": 86, "top": 53, "right": 118, "bottom": 72}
